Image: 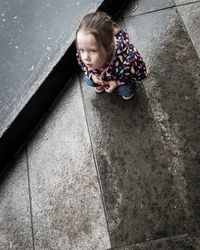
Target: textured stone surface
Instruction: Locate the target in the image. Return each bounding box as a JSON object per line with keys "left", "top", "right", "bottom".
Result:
{"left": 110, "top": 233, "right": 200, "bottom": 250}
{"left": 0, "top": 0, "right": 103, "bottom": 137}
{"left": 0, "top": 150, "right": 33, "bottom": 250}
{"left": 177, "top": 2, "right": 200, "bottom": 58}
{"left": 126, "top": 3, "right": 200, "bottom": 244}
{"left": 175, "top": 0, "right": 199, "bottom": 5}
{"left": 123, "top": 0, "right": 174, "bottom": 17}
{"left": 27, "top": 77, "right": 110, "bottom": 249}
{"left": 81, "top": 79, "right": 188, "bottom": 247}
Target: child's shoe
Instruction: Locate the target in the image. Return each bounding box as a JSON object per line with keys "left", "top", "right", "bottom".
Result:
{"left": 122, "top": 93, "right": 135, "bottom": 100}
{"left": 94, "top": 85, "right": 105, "bottom": 93}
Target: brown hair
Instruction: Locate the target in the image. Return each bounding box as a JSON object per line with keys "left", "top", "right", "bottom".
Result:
{"left": 76, "top": 11, "right": 119, "bottom": 64}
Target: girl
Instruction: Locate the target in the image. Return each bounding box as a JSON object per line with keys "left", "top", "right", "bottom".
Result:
{"left": 76, "top": 11, "right": 147, "bottom": 100}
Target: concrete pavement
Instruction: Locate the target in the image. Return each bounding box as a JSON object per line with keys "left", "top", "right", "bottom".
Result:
{"left": 1, "top": 0, "right": 200, "bottom": 249}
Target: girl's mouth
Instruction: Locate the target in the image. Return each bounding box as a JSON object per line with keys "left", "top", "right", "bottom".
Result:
{"left": 86, "top": 63, "right": 92, "bottom": 68}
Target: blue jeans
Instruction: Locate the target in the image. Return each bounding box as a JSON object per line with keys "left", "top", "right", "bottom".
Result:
{"left": 85, "top": 77, "right": 137, "bottom": 97}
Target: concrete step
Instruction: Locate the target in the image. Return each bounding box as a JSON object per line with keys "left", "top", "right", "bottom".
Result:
{"left": 0, "top": 0, "right": 129, "bottom": 174}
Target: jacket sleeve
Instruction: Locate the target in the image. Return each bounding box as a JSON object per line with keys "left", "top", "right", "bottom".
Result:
{"left": 129, "top": 46, "right": 147, "bottom": 81}
{"left": 117, "top": 46, "right": 147, "bottom": 85}
{"left": 76, "top": 52, "right": 93, "bottom": 80}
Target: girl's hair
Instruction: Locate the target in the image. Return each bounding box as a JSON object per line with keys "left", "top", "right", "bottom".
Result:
{"left": 76, "top": 11, "right": 119, "bottom": 63}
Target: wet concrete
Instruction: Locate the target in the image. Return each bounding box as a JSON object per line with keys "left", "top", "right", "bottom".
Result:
{"left": 177, "top": 1, "right": 200, "bottom": 58}
{"left": 123, "top": 0, "right": 174, "bottom": 17}
{"left": 0, "top": 0, "right": 102, "bottom": 132}
{"left": 0, "top": 149, "right": 33, "bottom": 249}
{"left": 81, "top": 79, "right": 189, "bottom": 246}
{"left": 0, "top": 0, "right": 200, "bottom": 249}
{"left": 111, "top": 233, "right": 200, "bottom": 249}
{"left": 175, "top": 0, "right": 199, "bottom": 5}
{"left": 127, "top": 1, "right": 200, "bottom": 232}
{"left": 27, "top": 78, "right": 110, "bottom": 249}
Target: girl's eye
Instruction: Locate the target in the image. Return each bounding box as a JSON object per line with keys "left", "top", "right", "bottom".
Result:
{"left": 91, "top": 50, "right": 96, "bottom": 53}
{"left": 79, "top": 49, "right": 84, "bottom": 52}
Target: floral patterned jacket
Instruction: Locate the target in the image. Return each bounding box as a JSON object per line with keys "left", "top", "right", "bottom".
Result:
{"left": 76, "top": 29, "right": 147, "bottom": 85}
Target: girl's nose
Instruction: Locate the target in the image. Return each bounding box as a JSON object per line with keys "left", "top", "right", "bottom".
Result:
{"left": 84, "top": 52, "right": 90, "bottom": 61}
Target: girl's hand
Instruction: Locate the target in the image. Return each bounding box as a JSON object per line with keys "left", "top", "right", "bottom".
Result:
{"left": 104, "top": 81, "right": 118, "bottom": 93}
{"left": 91, "top": 74, "right": 104, "bottom": 85}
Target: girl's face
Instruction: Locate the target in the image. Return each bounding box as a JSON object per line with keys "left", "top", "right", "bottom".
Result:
{"left": 77, "top": 31, "right": 105, "bottom": 70}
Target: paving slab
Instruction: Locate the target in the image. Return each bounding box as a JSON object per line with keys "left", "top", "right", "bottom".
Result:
{"left": 126, "top": 0, "right": 200, "bottom": 238}
{"left": 0, "top": 0, "right": 103, "bottom": 132}
{"left": 110, "top": 233, "right": 200, "bottom": 250}
{"left": 177, "top": 1, "right": 200, "bottom": 58}
{"left": 123, "top": 0, "right": 174, "bottom": 17}
{"left": 175, "top": 0, "right": 200, "bottom": 5}
{"left": 0, "top": 149, "right": 33, "bottom": 250}
{"left": 80, "top": 4, "right": 200, "bottom": 249}
{"left": 27, "top": 77, "right": 110, "bottom": 249}
{"left": 80, "top": 80, "right": 188, "bottom": 247}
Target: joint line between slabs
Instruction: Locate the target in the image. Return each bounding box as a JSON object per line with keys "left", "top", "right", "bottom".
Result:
{"left": 78, "top": 74, "right": 112, "bottom": 245}
{"left": 26, "top": 144, "right": 35, "bottom": 250}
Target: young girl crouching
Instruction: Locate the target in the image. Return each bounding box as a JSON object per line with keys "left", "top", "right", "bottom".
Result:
{"left": 76, "top": 11, "right": 147, "bottom": 100}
